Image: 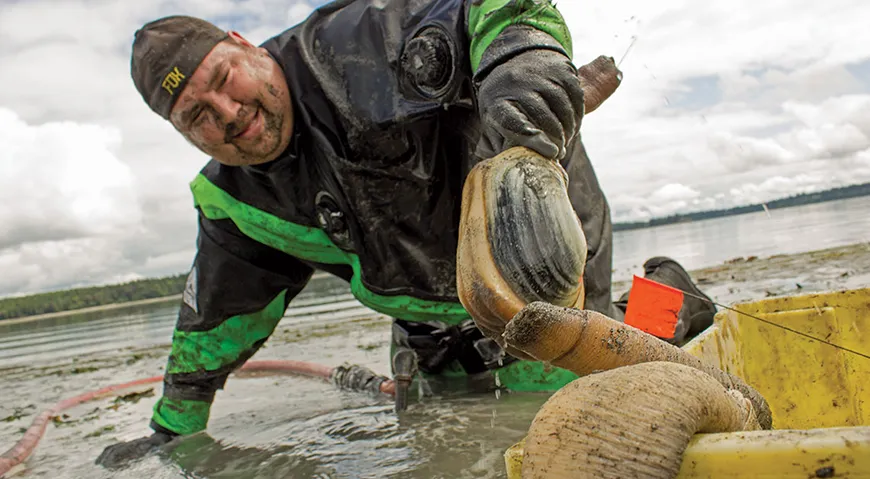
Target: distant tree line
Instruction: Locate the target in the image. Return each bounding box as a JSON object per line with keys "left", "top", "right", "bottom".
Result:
{"left": 0, "top": 274, "right": 187, "bottom": 321}
{"left": 613, "top": 182, "right": 870, "bottom": 232}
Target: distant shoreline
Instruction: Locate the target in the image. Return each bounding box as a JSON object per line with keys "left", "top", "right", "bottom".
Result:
{"left": 0, "top": 271, "right": 336, "bottom": 324}
{"left": 0, "top": 294, "right": 182, "bottom": 326}
{"left": 613, "top": 182, "right": 870, "bottom": 231}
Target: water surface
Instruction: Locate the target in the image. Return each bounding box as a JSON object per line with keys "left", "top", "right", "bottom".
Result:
{"left": 2, "top": 197, "right": 869, "bottom": 478}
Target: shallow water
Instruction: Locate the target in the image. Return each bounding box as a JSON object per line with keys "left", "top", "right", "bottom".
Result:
{"left": 1, "top": 197, "right": 870, "bottom": 478}
{"left": 611, "top": 195, "right": 870, "bottom": 279}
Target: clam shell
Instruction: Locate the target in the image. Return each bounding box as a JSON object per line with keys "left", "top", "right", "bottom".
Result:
{"left": 457, "top": 147, "right": 587, "bottom": 356}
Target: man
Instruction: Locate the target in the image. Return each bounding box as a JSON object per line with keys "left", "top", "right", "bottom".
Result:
{"left": 96, "top": 0, "right": 717, "bottom": 468}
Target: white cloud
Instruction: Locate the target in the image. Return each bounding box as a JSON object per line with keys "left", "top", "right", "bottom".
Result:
{"left": 0, "top": 109, "right": 139, "bottom": 247}
{"left": 707, "top": 132, "right": 795, "bottom": 171}
{"left": 601, "top": 92, "right": 870, "bottom": 221}
{"left": 287, "top": 2, "right": 315, "bottom": 25}
{"left": 557, "top": 0, "right": 870, "bottom": 222}
{"left": 650, "top": 183, "right": 699, "bottom": 203}
{"left": 728, "top": 174, "right": 826, "bottom": 204}
{"left": 0, "top": 108, "right": 157, "bottom": 294}
{"left": 0, "top": 0, "right": 324, "bottom": 296}
{"left": 1, "top": 0, "right": 869, "bottom": 296}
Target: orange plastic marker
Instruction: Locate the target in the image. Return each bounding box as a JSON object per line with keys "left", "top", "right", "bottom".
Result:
{"left": 624, "top": 275, "right": 684, "bottom": 338}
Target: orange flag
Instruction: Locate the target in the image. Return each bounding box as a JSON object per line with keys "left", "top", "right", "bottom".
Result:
{"left": 624, "top": 275, "right": 684, "bottom": 339}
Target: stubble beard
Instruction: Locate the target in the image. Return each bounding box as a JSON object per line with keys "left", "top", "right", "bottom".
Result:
{"left": 232, "top": 82, "right": 288, "bottom": 165}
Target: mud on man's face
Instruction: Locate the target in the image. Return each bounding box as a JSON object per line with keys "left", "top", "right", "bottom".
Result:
{"left": 169, "top": 32, "right": 293, "bottom": 167}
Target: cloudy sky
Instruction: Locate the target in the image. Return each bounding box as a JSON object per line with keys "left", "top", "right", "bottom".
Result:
{"left": 1, "top": 0, "right": 868, "bottom": 297}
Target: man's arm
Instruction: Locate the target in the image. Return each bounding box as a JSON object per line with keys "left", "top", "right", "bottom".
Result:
{"left": 97, "top": 212, "right": 314, "bottom": 468}
{"left": 151, "top": 212, "right": 314, "bottom": 435}
{"left": 465, "top": 0, "right": 584, "bottom": 161}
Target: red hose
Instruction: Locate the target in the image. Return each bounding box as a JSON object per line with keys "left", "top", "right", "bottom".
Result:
{"left": 0, "top": 360, "right": 394, "bottom": 477}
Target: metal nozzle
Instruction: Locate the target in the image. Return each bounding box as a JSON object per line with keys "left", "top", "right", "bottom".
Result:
{"left": 392, "top": 349, "right": 418, "bottom": 413}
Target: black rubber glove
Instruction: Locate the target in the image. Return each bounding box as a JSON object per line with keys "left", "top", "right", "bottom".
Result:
{"left": 474, "top": 48, "right": 584, "bottom": 161}
{"left": 94, "top": 431, "right": 176, "bottom": 469}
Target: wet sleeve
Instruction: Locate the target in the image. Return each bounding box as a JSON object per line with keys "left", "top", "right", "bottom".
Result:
{"left": 466, "top": 0, "right": 574, "bottom": 76}
{"left": 150, "top": 213, "right": 314, "bottom": 436}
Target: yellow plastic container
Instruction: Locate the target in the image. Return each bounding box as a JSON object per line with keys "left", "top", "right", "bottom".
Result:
{"left": 505, "top": 287, "right": 870, "bottom": 478}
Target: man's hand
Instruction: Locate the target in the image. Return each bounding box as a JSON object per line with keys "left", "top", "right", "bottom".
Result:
{"left": 474, "top": 49, "right": 584, "bottom": 161}
{"left": 95, "top": 431, "right": 176, "bottom": 469}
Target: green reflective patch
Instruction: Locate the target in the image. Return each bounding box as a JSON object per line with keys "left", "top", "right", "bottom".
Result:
{"left": 420, "top": 359, "right": 578, "bottom": 392}
{"left": 166, "top": 291, "right": 287, "bottom": 375}
{"left": 190, "top": 174, "right": 471, "bottom": 325}
{"left": 496, "top": 360, "right": 578, "bottom": 392}
{"left": 467, "top": 0, "right": 574, "bottom": 72}
{"left": 191, "top": 175, "right": 348, "bottom": 264}
{"left": 346, "top": 258, "right": 470, "bottom": 324}
{"left": 152, "top": 397, "right": 211, "bottom": 436}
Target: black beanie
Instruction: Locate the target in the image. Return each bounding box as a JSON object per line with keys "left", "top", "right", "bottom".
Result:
{"left": 131, "top": 15, "right": 229, "bottom": 119}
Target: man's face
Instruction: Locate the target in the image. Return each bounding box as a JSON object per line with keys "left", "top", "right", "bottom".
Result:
{"left": 169, "top": 33, "right": 293, "bottom": 166}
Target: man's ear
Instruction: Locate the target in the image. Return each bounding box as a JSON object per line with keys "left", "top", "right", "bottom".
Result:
{"left": 227, "top": 30, "right": 254, "bottom": 48}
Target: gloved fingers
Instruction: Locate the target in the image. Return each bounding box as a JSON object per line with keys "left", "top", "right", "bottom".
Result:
{"left": 520, "top": 90, "right": 567, "bottom": 158}
{"left": 481, "top": 118, "right": 561, "bottom": 160}
{"left": 95, "top": 440, "right": 154, "bottom": 469}
{"left": 534, "top": 57, "right": 584, "bottom": 149}
{"left": 95, "top": 432, "right": 175, "bottom": 470}
{"left": 537, "top": 80, "right": 574, "bottom": 145}
{"left": 482, "top": 99, "right": 562, "bottom": 159}
{"left": 474, "top": 49, "right": 586, "bottom": 161}
{"left": 522, "top": 130, "right": 564, "bottom": 161}
{"left": 531, "top": 86, "right": 574, "bottom": 159}
{"left": 541, "top": 70, "right": 584, "bottom": 147}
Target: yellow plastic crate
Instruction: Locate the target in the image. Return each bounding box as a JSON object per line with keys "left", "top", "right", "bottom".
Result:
{"left": 506, "top": 287, "right": 870, "bottom": 478}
